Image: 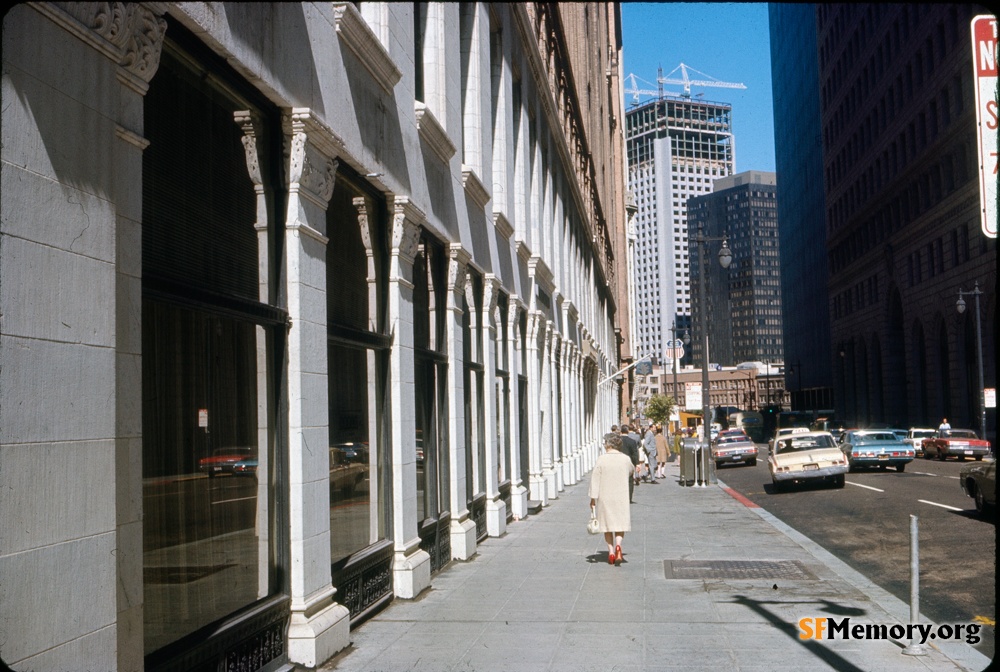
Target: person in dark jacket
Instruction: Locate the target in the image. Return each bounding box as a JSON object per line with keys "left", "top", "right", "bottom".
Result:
{"left": 617, "top": 424, "right": 640, "bottom": 500}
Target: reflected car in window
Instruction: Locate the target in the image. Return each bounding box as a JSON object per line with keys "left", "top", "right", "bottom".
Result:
{"left": 768, "top": 431, "right": 848, "bottom": 490}
{"left": 330, "top": 445, "right": 368, "bottom": 497}
{"left": 232, "top": 458, "right": 258, "bottom": 477}
{"left": 198, "top": 447, "right": 254, "bottom": 478}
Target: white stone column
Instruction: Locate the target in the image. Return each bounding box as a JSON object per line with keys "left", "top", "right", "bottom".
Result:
{"left": 542, "top": 322, "right": 559, "bottom": 500}
{"left": 388, "top": 197, "right": 431, "bottom": 598}
{"left": 526, "top": 311, "right": 547, "bottom": 505}
{"left": 507, "top": 300, "right": 529, "bottom": 519}
{"left": 446, "top": 246, "right": 477, "bottom": 559}
{"left": 482, "top": 276, "right": 507, "bottom": 536}
{"left": 271, "top": 109, "right": 350, "bottom": 667}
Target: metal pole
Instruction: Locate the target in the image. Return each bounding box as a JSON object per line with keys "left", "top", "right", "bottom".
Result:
{"left": 974, "top": 286, "right": 986, "bottom": 443}
{"left": 902, "top": 515, "right": 928, "bottom": 656}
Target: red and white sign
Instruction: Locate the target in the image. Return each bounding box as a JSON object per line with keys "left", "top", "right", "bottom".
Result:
{"left": 972, "top": 15, "right": 998, "bottom": 238}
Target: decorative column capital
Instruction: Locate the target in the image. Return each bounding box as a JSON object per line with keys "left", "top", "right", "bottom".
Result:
{"left": 284, "top": 109, "right": 342, "bottom": 210}
{"left": 484, "top": 275, "right": 501, "bottom": 326}
{"left": 390, "top": 196, "right": 424, "bottom": 264}
{"left": 448, "top": 245, "right": 471, "bottom": 299}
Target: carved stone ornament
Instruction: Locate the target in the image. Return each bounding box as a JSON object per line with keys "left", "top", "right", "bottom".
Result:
{"left": 448, "top": 253, "right": 468, "bottom": 296}
{"left": 353, "top": 196, "right": 373, "bottom": 252}
{"left": 483, "top": 276, "right": 500, "bottom": 324}
{"left": 284, "top": 110, "right": 342, "bottom": 209}
{"left": 43, "top": 3, "right": 166, "bottom": 92}
{"left": 391, "top": 197, "right": 423, "bottom": 262}
{"left": 234, "top": 111, "right": 264, "bottom": 187}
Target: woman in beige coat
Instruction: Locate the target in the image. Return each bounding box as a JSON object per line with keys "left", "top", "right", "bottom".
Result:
{"left": 654, "top": 425, "right": 671, "bottom": 478}
{"left": 589, "top": 432, "right": 633, "bottom": 565}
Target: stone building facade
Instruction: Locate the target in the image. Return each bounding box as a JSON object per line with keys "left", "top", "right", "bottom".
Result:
{"left": 0, "top": 3, "right": 629, "bottom": 670}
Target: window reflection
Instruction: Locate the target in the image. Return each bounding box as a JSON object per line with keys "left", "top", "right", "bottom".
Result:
{"left": 142, "top": 303, "right": 271, "bottom": 653}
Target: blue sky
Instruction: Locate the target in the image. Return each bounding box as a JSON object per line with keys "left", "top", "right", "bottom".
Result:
{"left": 621, "top": 2, "right": 776, "bottom": 173}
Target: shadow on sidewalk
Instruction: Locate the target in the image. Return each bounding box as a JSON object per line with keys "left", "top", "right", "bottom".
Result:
{"left": 727, "top": 594, "right": 870, "bottom": 672}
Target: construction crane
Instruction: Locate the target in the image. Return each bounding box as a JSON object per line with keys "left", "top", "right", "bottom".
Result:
{"left": 658, "top": 63, "right": 746, "bottom": 98}
{"left": 624, "top": 68, "right": 680, "bottom": 106}
{"left": 625, "top": 63, "right": 746, "bottom": 105}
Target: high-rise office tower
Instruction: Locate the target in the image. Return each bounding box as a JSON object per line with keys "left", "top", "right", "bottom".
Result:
{"left": 625, "top": 96, "right": 736, "bottom": 364}
{"left": 688, "top": 171, "right": 783, "bottom": 367}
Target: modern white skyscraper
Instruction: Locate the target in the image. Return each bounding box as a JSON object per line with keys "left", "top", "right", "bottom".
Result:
{"left": 625, "top": 96, "right": 736, "bottom": 364}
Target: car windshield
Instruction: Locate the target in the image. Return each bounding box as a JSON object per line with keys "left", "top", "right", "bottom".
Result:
{"left": 777, "top": 435, "right": 836, "bottom": 454}
{"left": 942, "top": 430, "right": 977, "bottom": 439}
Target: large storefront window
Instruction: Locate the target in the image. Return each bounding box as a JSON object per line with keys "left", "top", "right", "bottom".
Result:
{"left": 327, "top": 176, "right": 394, "bottom": 622}
{"left": 142, "top": 28, "right": 286, "bottom": 667}
{"left": 413, "top": 237, "right": 451, "bottom": 571}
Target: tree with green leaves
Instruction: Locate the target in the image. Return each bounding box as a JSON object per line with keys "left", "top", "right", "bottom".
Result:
{"left": 644, "top": 394, "right": 675, "bottom": 426}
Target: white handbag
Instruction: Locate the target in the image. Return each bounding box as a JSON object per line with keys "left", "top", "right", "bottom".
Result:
{"left": 586, "top": 506, "right": 600, "bottom": 535}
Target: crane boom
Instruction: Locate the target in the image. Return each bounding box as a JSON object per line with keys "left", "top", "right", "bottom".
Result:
{"left": 658, "top": 62, "right": 747, "bottom": 98}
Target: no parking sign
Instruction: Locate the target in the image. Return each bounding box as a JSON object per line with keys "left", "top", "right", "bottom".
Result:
{"left": 972, "top": 15, "right": 998, "bottom": 238}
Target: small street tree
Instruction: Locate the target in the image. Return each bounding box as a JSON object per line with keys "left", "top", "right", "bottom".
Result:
{"left": 644, "top": 394, "right": 675, "bottom": 426}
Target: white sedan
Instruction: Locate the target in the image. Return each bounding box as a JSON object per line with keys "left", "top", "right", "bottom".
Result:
{"left": 769, "top": 431, "right": 848, "bottom": 490}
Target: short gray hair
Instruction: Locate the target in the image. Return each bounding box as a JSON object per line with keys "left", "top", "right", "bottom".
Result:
{"left": 603, "top": 433, "right": 623, "bottom": 451}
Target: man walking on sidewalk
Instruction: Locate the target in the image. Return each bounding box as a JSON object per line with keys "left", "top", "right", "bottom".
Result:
{"left": 643, "top": 425, "right": 658, "bottom": 481}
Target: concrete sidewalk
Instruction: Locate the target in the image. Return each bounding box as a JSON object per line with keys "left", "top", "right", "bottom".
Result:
{"left": 312, "top": 459, "right": 992, "bottom": 672}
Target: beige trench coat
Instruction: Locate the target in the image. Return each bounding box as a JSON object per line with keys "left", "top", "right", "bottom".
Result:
{"left": 588, "top": 449, "right": 632, "bottom": 532}
{"left": 655, "top": 433, "right": 671, "bottom": 462}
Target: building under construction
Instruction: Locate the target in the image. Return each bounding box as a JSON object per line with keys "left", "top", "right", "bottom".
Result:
{"left": 625, "top": 93, "right": 736, "bottom": 365}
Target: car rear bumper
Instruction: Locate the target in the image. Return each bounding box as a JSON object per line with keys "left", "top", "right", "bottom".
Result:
{"left": 849, "top": 455, "right": 913, "bottom": 466}
{"left": 772, "top": 464, "right": 848, "bottom": 481}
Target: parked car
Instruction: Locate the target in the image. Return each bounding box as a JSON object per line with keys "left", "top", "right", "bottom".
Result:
{"left": 889, "top": 429, "right": 908, "bottom": 442}
{"left": 922, "top": 429, "right": 991, "bottom": 461}
{"left": 198, "top": 447, "right": 254, "bottom": 478}
{"left": 839, "top": 430, "right": 914, "bottom": 472}
{"left": 712, "top": 433, "right": 758, "bottom": 467}
{"left": 768, "top": 426, "right": 810, "bottom": 454}
{"left": 904, "top": 428, "right": 936, "bottom": 457}
{"left": 768, "top": 431, "right": 848, "bottom": 490}
{"left": 960, "top": 458, "right": 996, "bottom": 514}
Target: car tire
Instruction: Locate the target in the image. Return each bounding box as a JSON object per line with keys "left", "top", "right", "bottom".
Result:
{"left": 974, "top": 485, "right": 989, "bottom": 514}
{"left": 771, "top": 479, "right": 784, "bottom": 493}
{"left": 832, "top": 474, "right": 845, "bottom": 488}
{"left": 748, "top": 458, "right": 757, "bottom": 467}
{"left": 975, "top": 456, "right": 983, "bottom": 461}
{"left": 937, "top": 451, "right": 946, "bottom": 461}
{"left": 958, "top": 455, "right": 966, "bottom": 461}
{"left": 923, "top": 451, "right": 932, "bottom": 460}
{"left": 895, "top": 463, "right": 905, "bottom": 473}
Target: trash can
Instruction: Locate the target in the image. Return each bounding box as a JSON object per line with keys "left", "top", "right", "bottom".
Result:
{"left": 681, "top": 439, "right": 697, "bottom": 485}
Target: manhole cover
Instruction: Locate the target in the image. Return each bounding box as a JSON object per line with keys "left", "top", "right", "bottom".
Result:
{"left": 663, "top": 559, "right": 817, "bottom": 580}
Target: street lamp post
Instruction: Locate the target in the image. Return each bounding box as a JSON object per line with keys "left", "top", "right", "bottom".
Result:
{"left": 956, "top": 281, "right": 986, "bottom": 442}
{"left": 669, "top": 319, "right": 689, "bottom": 430}
{"left": 693, "top": 222, "right": 732, "bottom": 486}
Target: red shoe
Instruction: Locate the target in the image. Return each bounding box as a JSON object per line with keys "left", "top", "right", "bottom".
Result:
{"left": 608, "top": 552, "right": 616, "bottom": 565}
{"left": 614, "top": 545, "right": 623, "bottom": 566}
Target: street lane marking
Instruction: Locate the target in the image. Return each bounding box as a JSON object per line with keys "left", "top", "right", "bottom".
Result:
{"left": 917, "top": 499, "right": 963, "bottom": 511}
{"left": 846, "top": 482, "right": 884, "bottom": 492}
{"left": 911, "top": 471, "right": 938, "bottom": 476}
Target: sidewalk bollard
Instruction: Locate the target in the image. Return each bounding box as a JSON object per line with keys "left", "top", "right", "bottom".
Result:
{"left": 902, "top": 514, "right": 928, "bottom": 656}
{"left": 696, "top": 443, "right": 708, "bottom": 488}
